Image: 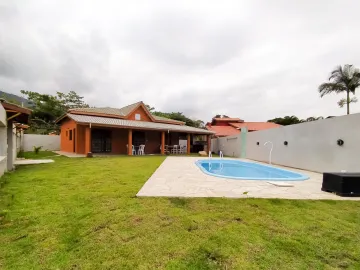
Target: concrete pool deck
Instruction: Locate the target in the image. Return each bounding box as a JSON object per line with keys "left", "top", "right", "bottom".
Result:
{"left": 137, "top": 157, "right": 360, "bottom": 200}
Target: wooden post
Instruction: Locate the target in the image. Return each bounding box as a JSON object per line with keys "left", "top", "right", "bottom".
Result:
{"left": 128, "top": 129, "right": 133, "bottom": 155}
{"left": 85, "top": 127, "right": 92, "bottom": 154}
{"left": 161, "top": 131, "right": 165, "bottom": 155}
{"left": 207, "top": 135, "right": 211, "bottom": 154}
{"left": 187, "top": 134, "right": 191, "bottom": 154}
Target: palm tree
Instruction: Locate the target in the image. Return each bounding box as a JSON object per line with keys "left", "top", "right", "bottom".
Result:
{"left": 318, "top": 65, "right": 360, "bottom": 114}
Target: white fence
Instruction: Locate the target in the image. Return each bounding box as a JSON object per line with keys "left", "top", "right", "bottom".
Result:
{"left": 22, "top": 134, "right": 60, "bottom": 152}
{"left": 211, "top": 113, "right": 360, "bottom": 173}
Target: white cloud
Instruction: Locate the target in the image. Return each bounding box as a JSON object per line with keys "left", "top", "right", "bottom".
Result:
{"left": 0, "top": 0, "right": 359, "bottom": 122}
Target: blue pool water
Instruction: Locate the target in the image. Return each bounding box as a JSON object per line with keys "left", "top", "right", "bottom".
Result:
{"left": 196, "top": 159, "right": 308, "bottom": 181}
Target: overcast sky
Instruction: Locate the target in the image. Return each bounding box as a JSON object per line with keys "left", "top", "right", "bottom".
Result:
{"left": 1, "top": 0, "right": 360, "bottom": 122}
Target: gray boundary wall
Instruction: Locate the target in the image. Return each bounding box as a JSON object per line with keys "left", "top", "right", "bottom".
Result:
{"left": 211, "top": 134, "right": 242, "bottom": 157}
{"left": 23, "top": 134, "right": 60, "bottom": 151}
{"left": 211, "top": 113, "right": 360, "bottom": 173}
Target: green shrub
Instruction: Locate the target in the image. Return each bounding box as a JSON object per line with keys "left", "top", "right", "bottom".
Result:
{"left": 33, "top": 146, "right": 43, "bottom": 154}
{"left": 17, "top": 150, "right": 25, "bottom": 158}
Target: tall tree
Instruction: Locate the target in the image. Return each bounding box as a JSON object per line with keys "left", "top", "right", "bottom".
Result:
{"left": 145, "top": 104, "right": 205, "bottom": 128}
{"left": 268, "top": 115, "right": 328, "bottom": 125}
{"left": 318, "top": 65, "right": 360, "bottom": 114}
{"left": 145, "top": 104, "right": 155, "bottom": 112}
{"left": 268, "top": 116, "right": 304, "bottom": 125}
{"left": 305, "top": 116, "right": 324, "bottom": 122}
{"left": 20, "top": 90, "right": 89, "bottom": 134}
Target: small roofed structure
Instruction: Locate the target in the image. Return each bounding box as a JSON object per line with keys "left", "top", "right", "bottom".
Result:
{"left": 0, "top": 99, "right": 31, "bottom": 175}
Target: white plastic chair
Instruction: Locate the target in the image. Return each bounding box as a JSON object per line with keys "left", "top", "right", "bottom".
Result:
{"left": 126, "top": 144, "right": 137, "bottom": 155}
{"left": 138, "top": 144, "right": 145, "bottom": 155}
{"left": 171, "top": 145, "right": 178, "bottom": 154}
{"left": 131, "top": 145, "right": 136, "bottom": 155}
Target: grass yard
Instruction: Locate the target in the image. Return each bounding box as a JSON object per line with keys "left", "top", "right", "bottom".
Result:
{"left": 1, "top": 156, "right": 360, "bottom": 269}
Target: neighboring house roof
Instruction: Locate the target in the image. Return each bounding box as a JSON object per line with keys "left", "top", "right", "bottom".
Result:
{"left": 205, "top": 115, "right": 282, "bottom": 137}
{"left": 229, "top": 122, "right": 281, "bottom": 131}
{"left": 205, "top": 125, "right": 240, "bottom": 137}
{"left": 68, "top": 101, "right": 184, "bottom": 125}
{"left": 67, "top": 113, "right": 214, "bottom": 134}
{"left": 212, "top": 117, "right": 244, "bottom": 122}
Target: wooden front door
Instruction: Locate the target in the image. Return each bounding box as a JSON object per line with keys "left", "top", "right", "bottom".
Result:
{"left": 91, "top": 129, "right": 112, "bottom": 153}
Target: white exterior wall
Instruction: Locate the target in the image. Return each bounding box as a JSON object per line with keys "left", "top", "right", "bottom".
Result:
{"left": 23, "top": 134, "right": 60, "bottom": 152}
{"left": 246, "top": 113, "right": 360, "bottom": 173}
{"left": 0, "top": 105, "right": 7, "bottom": 177}
{"left": 12, "top": 126, "right": 17, "bottom": 166}
{"left": 216, "top": 134, "right": 242, "bottom": 157}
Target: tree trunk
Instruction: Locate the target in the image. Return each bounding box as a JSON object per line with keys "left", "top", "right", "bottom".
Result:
{"left": 347, "top": 90, "right": 350, "bottom": 114}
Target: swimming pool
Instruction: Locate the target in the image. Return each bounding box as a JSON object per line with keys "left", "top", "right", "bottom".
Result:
{"left": 196, "top": 159, "right": 308, "bottom": 181}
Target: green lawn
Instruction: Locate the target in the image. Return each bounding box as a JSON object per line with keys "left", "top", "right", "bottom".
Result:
{"left": 1, "top": 156, "right": 360, "bottom": 269}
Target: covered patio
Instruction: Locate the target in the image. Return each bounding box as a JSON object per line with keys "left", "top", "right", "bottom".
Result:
{"left": 58, "top": 113, "right": 214, "bottom": 156}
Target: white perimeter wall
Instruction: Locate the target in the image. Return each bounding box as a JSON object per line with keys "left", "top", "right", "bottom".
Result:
{"left": 211, "top": 113, "right": 360, "bottom": 173}
{"left": 212, "top": 134, "right": 242, "bottom": 157}
{"left": 246, "top": 113, "right": 360, "bottom": 172}
{"left": 23, "top": 134, "right": 60, "bottom": 151}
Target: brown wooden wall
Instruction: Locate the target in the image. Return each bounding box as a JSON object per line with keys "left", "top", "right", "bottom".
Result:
{"left": 145, "top": 131, "right": 161, "bottom": 154}
{"left": 112, "top": 129, "right": 128, "bottom": 154}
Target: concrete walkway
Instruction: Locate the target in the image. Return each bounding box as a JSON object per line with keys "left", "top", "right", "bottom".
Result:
{"left": 15, "top": 159, "right": 54, "bottom": 165}
{"left": 54, "top": 151, "right": 86, "bottom": 158}
{"left": 137, "top": 157, "right": 360, "bottom": 200}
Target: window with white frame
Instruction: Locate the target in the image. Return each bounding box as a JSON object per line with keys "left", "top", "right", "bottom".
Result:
{"left": 135, "top": 114, "right": 141, "bottom": 120}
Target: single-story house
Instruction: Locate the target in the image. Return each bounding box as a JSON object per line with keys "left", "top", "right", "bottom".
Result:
{"left": 205, "top": 115, "right": 281, "bottom": 137}
{"left": 56, "top": 101, "right": 214, "bottom": 155}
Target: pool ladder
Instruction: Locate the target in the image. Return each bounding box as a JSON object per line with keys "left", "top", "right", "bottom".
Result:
{"left": 208, "top": 151, "right": 224, "bottom": 172}
{"left": 208, "top": 151, "right": 224, "bottom": 159}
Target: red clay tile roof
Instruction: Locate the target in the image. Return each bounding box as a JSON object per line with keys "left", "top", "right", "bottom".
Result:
{"left": 205, "top": 121, "right": 281, "bottom": 136}
{"left": 205, "top": 125, "right": 240, "bottom": 137}
{"left": 229, "top": 122, "right": 281, "bottom": 131}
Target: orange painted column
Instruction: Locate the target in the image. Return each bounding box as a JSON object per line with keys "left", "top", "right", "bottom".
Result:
{"left": 207, "top": 135, "right": 211, "bottom": 154}
{"left": 187, "top": 134, "right": 191, "bottom": 154}
{"left": 128, "top": 129, "right": 133, "bottom": 155}
{"left": 85, "top": 127, "right": 92, "bottom": 154}
{"left": 161, "top": 131, "right": 165, "bottom": 155}
{"left": 75, "top": 125, "right": 80, "bottom": 153}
